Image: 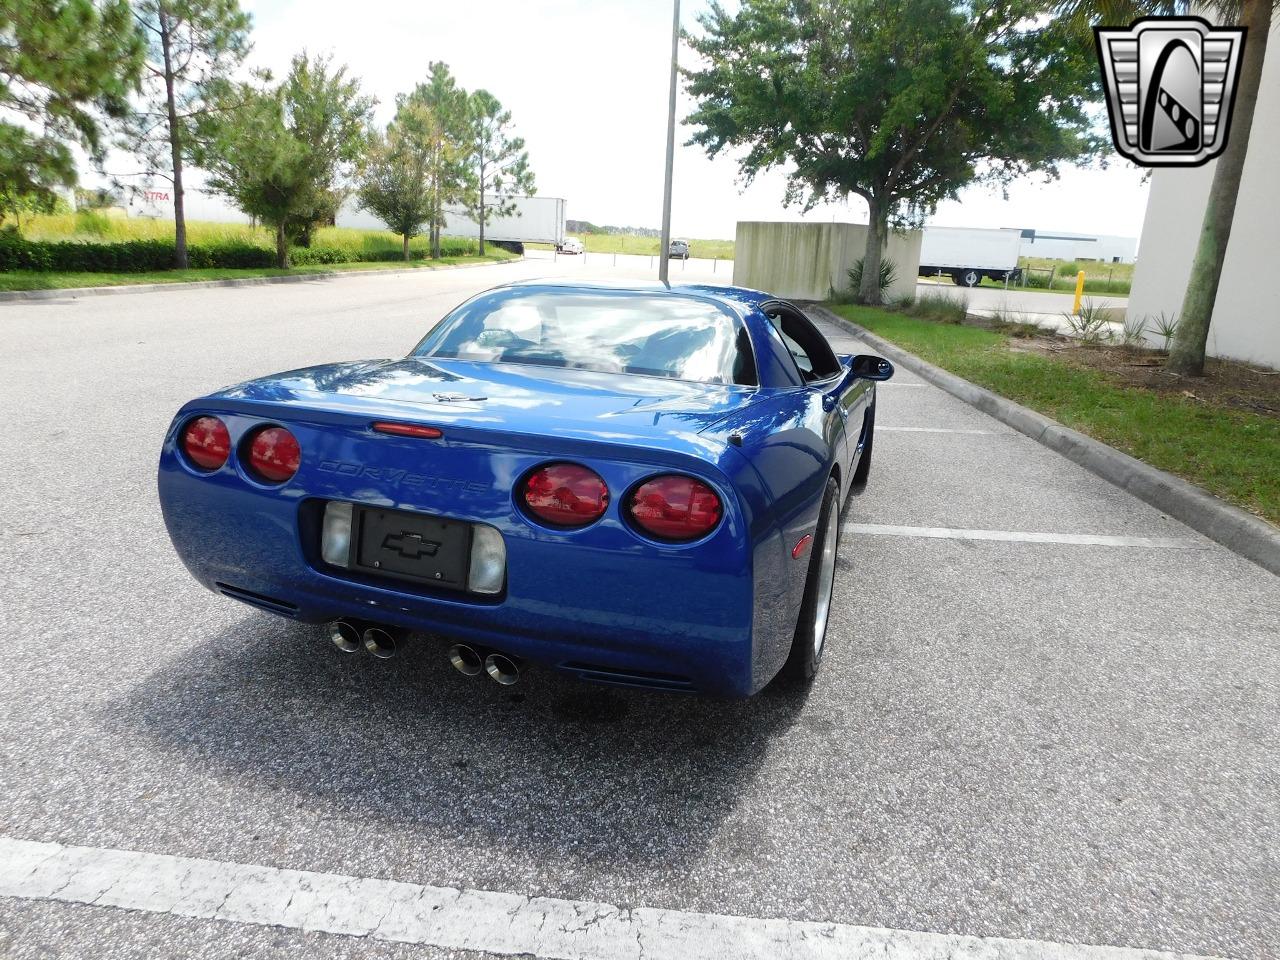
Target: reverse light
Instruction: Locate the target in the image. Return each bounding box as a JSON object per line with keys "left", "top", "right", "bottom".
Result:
{"left": 467, "top": 523, "right": 507, "bottom": 594}
{"left": 521, "top": 463, "right": 609, "bottom": 527}
{"left": 627, "top": 475, "right": 722, "bottom": 541}
{"left": 321, "top": 501, "right": 353, "bottom": 567}
{"left": 181, "top": 416, "right": 231, "bottom": 471}
{"left": 246, "top": 426, "right": 301, "bottom": 483}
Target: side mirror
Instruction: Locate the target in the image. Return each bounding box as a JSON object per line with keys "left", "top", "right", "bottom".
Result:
{"left": 850, "top": 354, "right": 894, "bottom": 381}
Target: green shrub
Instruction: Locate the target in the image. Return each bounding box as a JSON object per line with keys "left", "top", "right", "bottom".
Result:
{"left": 0, "top": 231, "right": 484, "bottom": 273}
{"left": 0, "top": 234, "right": 275, "bottom": 272}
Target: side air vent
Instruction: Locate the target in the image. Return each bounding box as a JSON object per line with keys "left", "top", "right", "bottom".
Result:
{"left": 215, "top": 582, "right": 300, "bottom": 617}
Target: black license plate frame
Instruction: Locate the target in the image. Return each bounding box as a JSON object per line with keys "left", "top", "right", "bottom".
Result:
{"left": 351, "top": 505, "right": 472, "bottom": 591}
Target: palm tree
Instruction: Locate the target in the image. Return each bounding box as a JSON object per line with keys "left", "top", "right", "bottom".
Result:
{"left": 1058, "top": 0, "right": 1275, "bottom": 376}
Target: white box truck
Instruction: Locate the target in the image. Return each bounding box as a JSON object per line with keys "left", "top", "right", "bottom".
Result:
{"left": 918, "top": 226, "right": 1023, "bottom": 287}
{"left": 337, "top": 195, "right": 566, "bottom": 251}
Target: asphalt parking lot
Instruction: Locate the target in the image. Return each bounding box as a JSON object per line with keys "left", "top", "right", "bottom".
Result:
{"left": 0, "top": 261, "right": 1275, "bottom": 959}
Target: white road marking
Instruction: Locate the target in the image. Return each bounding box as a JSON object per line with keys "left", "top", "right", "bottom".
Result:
{"left": 878, "top": 426, "right": 995, "bottom": 435}
{"left": 843, "top": 523, "right": 1205, "bottom": 549}
{"left": 0, "top": 836, "right": 1231, "bottom": 960}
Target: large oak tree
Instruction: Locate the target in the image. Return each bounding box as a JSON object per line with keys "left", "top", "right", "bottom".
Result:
{"left": 685, "top": 0, "right": 1102, "bottom": 303}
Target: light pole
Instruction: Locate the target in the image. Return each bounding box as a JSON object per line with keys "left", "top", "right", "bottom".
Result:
{"left": 658, "top": 0, "right": 680, "bottom": 285}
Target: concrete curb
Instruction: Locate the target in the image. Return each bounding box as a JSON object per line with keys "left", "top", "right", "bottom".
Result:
{"left": 0, "top": 256, "right": 520, "bottom": 304}
{"left": 810, "top": 304, "right": 1280, "bottom": 577}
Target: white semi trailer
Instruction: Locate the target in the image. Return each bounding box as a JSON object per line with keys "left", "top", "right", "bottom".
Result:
{"left": 918, "top": 226, "right": 1023, "bottom": 287}
{"left": 337, "top": 195, "right": 566, "bottom": 251}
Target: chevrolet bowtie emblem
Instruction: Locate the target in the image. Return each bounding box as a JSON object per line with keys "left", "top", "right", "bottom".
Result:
{"left": 381, "top": 531, "right": 441, "bottom": 560}
{"left": 1095, "top": 17, "right": 1246, "bottom": 167}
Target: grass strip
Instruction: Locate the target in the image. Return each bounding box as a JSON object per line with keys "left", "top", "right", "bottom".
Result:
{"left": 831, "top": 304, "right": 1280, "bottom": 525}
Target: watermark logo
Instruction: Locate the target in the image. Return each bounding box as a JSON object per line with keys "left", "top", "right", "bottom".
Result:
{"left": 1095, "top": 17, "right": 1245, "bottom": 167}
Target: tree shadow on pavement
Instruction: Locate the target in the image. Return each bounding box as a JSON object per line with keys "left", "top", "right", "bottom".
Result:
{"left": 115, "top": 613, "right": 813, "bottom": 870}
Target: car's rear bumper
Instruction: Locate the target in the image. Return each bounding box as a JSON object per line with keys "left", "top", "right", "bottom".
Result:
{"left": 158, "top": 455, "right": 762, "bottom": 697}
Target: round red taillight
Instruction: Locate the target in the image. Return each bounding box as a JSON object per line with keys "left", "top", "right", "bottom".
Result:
{"left": 521, "top": 463, "right": 609, "bottom": 527}
{"left": 181, "top": 416, "right": 231, "bottom": 471}
{"left": 245, "top": 426, "right": 301, "bottom": 483}
{"left": 627, "top": 475, "right": 722, "bottom": 541}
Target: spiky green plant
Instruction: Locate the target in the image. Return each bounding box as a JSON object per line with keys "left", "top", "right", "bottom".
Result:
{"left": 1150, "top": 312, "right": 1180, "bottom": 352}
{"left": 1120, "top": 314, "right": 1148, "bottom": 349}
{"left": 1063, "top": 299, "right": 1113, "bottom": 345}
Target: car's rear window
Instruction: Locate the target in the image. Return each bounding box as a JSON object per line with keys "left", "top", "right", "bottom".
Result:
{"left": 414, "top": 290, "right": 755, "bottom": 385}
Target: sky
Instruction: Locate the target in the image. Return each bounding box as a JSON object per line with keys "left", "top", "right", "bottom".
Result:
{"left": 232, "top": 0, "right": 1152, "bottom": 242}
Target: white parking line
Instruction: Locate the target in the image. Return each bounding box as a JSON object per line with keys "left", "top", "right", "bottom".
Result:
{"left": 843, "top": 523, "right": 1205, "bottom": 549}
{"left": 0, "top": 836, "right": 1231, "bottom": 960}
{"left": 878, "top": 426, "right": 996, "bottom": 435}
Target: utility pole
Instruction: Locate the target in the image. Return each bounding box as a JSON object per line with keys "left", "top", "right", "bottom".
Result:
{"left": 658, "top": 0, "right": 680, "bottom": 285}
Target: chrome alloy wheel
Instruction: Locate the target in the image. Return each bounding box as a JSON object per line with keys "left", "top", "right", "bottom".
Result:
{"left": 812, "top": 506, "right": 840, "bottom": 655}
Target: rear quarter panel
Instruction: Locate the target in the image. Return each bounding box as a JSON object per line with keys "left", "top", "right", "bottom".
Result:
{"left": 704, "top": 388, "right": 838, "bottom": 685}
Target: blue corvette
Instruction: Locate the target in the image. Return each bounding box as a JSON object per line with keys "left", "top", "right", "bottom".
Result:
{"left": 158, "top": 280, "right": 893, "bottom": 696}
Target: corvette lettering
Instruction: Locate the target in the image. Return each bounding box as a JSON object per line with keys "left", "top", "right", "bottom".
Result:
{"left": 317, "top": 459, "right": 488, "bottom": 493}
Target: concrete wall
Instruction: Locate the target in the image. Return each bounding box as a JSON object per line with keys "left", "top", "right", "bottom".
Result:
{"left": 732, "top": 221, "right": 922, "bottom": 301}
{"left": 1126, "top": 34, "right": 1280, "bottom": 370}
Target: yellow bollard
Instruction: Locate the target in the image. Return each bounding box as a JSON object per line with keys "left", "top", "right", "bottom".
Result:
{"left": 1072, "top": 270, "right": 1086, "bottom": 315}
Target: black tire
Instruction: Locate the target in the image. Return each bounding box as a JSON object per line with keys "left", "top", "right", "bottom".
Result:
{"left": 782, "top": 476, "right": 841, "bottom": 683}
{"left": 850, "top": 402, "right": 875, "bottom": 492}
{"left": 960, "top": 268, "right": 981, "bottom": 287}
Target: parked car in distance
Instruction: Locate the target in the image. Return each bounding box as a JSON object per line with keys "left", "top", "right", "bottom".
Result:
{"left": 559, "top": 237, "right": 584, "bottom": 255}
{"left": 157, "top": 280, "right": 894, "bottom": 697}
{"left": 668, "top": 239, "right": 690, "bottom": 260}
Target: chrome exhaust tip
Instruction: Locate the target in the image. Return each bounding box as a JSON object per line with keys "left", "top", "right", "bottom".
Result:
{"left": 328, "top": 620, "right": 362, "bottom": 654}
{"left": 448, "top": 644, "right": 484, "bottom": 677}
{"left": 362, "top": 626, "right": 398, "bottom": 659}
{"left": 484, "top": 653, "right": 520, "bottom": 686}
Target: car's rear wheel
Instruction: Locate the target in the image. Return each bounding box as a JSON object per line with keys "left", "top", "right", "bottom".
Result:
{"left": 782, "top": 476, "right": 841, "bottom": 682}
{"left": 960, "top": 268, "right": 981, "bottom": 287}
